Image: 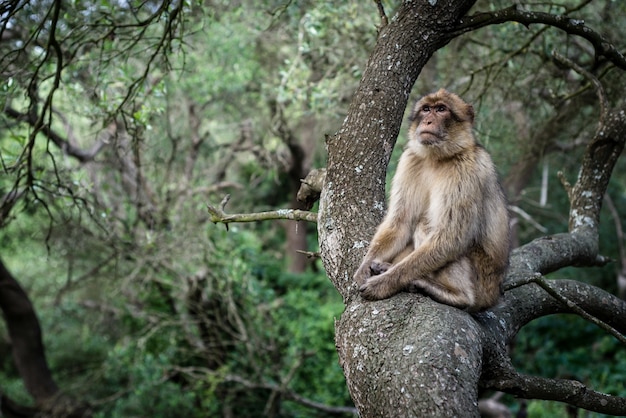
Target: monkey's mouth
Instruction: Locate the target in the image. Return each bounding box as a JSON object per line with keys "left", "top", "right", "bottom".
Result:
{"left": 419, "top": 131, "right": 443, "bottom": 144}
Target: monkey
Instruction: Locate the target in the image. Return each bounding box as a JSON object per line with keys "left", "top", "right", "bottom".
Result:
{"left": 353, "top": 89, "right": 510, "bottom": 312}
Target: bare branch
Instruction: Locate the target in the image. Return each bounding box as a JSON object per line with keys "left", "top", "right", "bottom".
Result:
{"left": 508, "top": 205, "right": 548, "bottom": 233}
{"left": 551, "top": 51, "right": 608, "bottom": 138}
{"left": 478, "top": 393, "right": 511, "bottom": 418}
{"left": 207, "top": 195, "right": 317, "bottom": 228}
{"left": 374, "top": 0, "right": 388, "bottom": 30}
{"left": 455, "top": 6, "right": 626, "bottom": 70}
{"left": 297, "top": 168, "right": 326, "bottom": 209}
{"left": 296, "top": 250, "right": 320, "bottom": 259}
{"left": 498, "top": 277, "right": 626, "bottom": 343}
{"left": 489, "top": 368, "right": 626, "bottom": 415}
{"left": 4, "top": 107, "right": 108, "bottom": 163}
{"left": 0, "top": 188, "right": 25, "bottom": 227}
{"left": 557, "top": 170, "right": 573, "bottom": 202}
{"left": 224, "top": 374, "right": 358, "bottom": 416}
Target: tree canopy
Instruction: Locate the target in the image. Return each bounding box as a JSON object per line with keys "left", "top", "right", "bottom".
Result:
{"left": 1, "top": 0, "right": 626, "bottom": 417}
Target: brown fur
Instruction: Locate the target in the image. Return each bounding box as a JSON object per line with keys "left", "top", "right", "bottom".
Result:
{"left": 354, "top": 89, "right": 510, "bottom": 312}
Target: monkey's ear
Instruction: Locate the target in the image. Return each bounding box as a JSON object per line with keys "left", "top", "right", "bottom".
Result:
{"left": 465, "top": 104, "right": 475, "bottom": 124}
{"left": 408, "top": 104, "right": 419, "bottom": 123}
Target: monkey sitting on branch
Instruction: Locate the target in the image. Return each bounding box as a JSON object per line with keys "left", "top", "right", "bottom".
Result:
{"left": 354, "top": 89, "right": 510, "bottom": 312}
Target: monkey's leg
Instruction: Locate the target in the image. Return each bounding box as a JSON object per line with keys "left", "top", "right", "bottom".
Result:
{"left": 408, "top": 258, "right": 477, "bottom": 310}
{"left": 468, "top": 248, "right": 506, "bottom": 311}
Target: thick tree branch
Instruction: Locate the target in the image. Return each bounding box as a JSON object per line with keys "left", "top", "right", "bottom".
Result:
{"left": 478, "top": 276, "right": 626, "bottom": 415}
{"left": 505, "top": 233, "right": 611, "bottom": 285}
{"left": 499, "top": 278, "right": 626, "bottom": 344}
{"left": 207, "top": 195, "right": 317, "bottom": 227}
{"left": 487, "top": 365, "right": 626, "bottom": 415}
{"left": 532, "top": 275, "right": 625, "bottom": 345}
{"left": 566, "top": 104, "right": 625, "bottom": 236}
{"left": 454, "top": 6, "right": 626, "bottom": 70}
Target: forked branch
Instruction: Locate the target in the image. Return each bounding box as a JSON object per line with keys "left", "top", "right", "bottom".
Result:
{"left": 531, "top": 274, "right": 626, "bottom": 345}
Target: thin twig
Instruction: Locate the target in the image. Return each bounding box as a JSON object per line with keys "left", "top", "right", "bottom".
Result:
{"left": 551, "top": 51, "right": 608, "bottom": 128}
{"left": 296, "top": 250, "right": 320, "bottom": 259}
{"left": 374, "top": 0, "right": 388, "bottom": 29}
{"left": 532, "top": 274, "right": 626, "bottom": 345}
{"left": 207, "top": 194, "right": 318, "bottom": 230}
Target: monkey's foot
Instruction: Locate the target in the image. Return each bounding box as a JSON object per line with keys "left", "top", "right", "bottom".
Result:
{"left": 359, "top": 275, "right": 399, "bottom": 300}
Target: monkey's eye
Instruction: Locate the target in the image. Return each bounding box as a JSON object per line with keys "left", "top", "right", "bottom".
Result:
{"left": 435, "top": 105, "right": 447, "bottom": 112}
{"left": 421, "top": 105, "right": 430, "bottom": 112}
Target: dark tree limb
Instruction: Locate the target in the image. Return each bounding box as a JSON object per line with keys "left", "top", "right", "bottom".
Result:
{"left": 507, "top": 373, "right": 626, "bottom": 415}
{"left": 4, "top": 107, "right": 108, "bottom": 163}
{"left": 486, "top": 365, "right": 626, "bottom": 415}
{"left": 499, "top": 278, "right": 626, "bottom": 343}
{"left": 531, "top": 275, "right": 626, "bottom": 345}
{"left": 454, "top": 6, "right": 626, "bottom": 70}
{"left": 0, "top": 259, "right": 92, "bottom": 416}
{"left": 0, "top": 188, "right": 26, "bottom": 227}
{"left": 0, "top": 259, "right": 58, "bottom": 403}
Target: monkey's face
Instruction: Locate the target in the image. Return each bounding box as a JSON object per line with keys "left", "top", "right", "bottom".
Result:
{"left": 408, "top": 89, "right": 475, "bottom": 153}
{"left": 413, "top": 102, "right": 453, "bottom": 145}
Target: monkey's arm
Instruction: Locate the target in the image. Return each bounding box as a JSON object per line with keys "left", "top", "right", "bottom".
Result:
{"left": 360, "top": 181, "right": 483, "bottom": 297}
{"left": 353, "top": 215, "right": 413, "bottom": 285}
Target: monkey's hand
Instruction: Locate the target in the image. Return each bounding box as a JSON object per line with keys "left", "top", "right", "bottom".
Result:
{"left": 370, "top": 260, "right": 391, "bottom": 275}
{"left": 354, "top": 258, "right": 392, "bottom": 285}
{"left": 353, "top": 259, "right": 374, "bottom": 286}
{"left": 359, "top": 271, "right": 401, "bottom": 300}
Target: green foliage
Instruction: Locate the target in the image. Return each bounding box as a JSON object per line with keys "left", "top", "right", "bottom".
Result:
{"left": 513, "top": 314, "right": 626, "bottom": 417}
{"left": 95, "top": 347, "right": 200, "bottom": 418}
{"left": 1, "top": 0, "right": 626, "bottom": 416}
{"left": 0, "top": 1, "right": 375, "bottom": 417}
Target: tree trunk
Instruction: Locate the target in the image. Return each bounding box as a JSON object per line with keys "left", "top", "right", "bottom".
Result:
{"left": 0, "top": 260, "right": 92, "bottom": 417}
{"left": 318, "top": 1, "right": 626, "bottom": 416}
{"left": 318, "top": 1, "right": 479, "bottom": 416}
{"left": 335, "top": 295, "right": 483, "bottom": 417}
{"left": 0, "top": 259, "right": 59, "bottom": 403}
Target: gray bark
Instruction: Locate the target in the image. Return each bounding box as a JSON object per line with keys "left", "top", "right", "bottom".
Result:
{"left": 318, "top": 1, "right": 626, "bottom": 416}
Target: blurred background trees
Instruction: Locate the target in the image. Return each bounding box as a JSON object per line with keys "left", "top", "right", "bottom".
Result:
{"left": 0, "top": 0, "right": 625, "bottom": 416}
